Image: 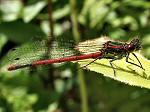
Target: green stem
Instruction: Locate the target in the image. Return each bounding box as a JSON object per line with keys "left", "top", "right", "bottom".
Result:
{"left": 78, "top": 69, "right": 89, "bottom": 112}
{"left": 70, "top": 0, "right": 80, "bottom": 42}
{"left": 70, "top": 0, "right": 89, "bottom": 112}
{"left": 48, "top": 0, "right": 54, "bottom": 38}
{"left": 47, "top": 0, "right": 55, "bottom": 89}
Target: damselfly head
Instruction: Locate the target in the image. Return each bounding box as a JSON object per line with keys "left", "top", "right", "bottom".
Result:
{"left": 127, "top": 38, "right": 142, "bottom": 52}
{"left": 132, "top": 38, "right": 142, "bottom": 50}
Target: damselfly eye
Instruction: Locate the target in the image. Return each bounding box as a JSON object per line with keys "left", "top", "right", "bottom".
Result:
{"left": 127, "top": 44, "right": 135, "bottom": 51}
{"left": 128, "top": 38, "right": 141, "bottom": 52}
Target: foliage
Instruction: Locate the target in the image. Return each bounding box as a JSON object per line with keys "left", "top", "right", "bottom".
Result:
{"left": 79, "top": 53, "right": 150, "bottom": 88}
{"left": 0, "top": 0, "right": 150, "bottom": 112}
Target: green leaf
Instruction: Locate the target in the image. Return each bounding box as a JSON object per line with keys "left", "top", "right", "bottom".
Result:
{"left": 47, "top": 102, "right": 58, "bottom": 112}
{"left": 144, "top": 47, "right": 150, "bottom": 58}
{"left": 41, "top": 21, "right": 64, "bottom": 36}
{"left": 53, "top": 5, "right": 70, "bottom": 20}
{"left": 78, "top": 53, "right": 150, "bottom": 89}
{"left": 23, "top": 1, "right": 47, "bottom": 23}
{"left": 0, "top": 0, "right": 22, "bottom": 22}
{"left": 0, "top": 21, "right": 45, "bottom": 43}
{"left": 78, "top": 0, "right": 119, "bottom": 28}
{"left": 0, "top": 34, "right": 7, "bottom": 53}
{"left": 142, "top": 35, "right": 150, "bottom": 45}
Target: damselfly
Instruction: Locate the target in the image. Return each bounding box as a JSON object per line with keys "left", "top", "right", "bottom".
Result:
{"left": 6, "top": 36, "right": 144, "bottom": 76}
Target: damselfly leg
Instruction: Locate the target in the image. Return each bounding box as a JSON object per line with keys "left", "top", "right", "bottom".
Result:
{"left": 126, "top": 53, "right": 144, "bottom": 70}
{"left": 79, "top": 55, "right": 103, "bottom": 70}
{"left": 109, "top": 58, "right": 120, "bottom": 76}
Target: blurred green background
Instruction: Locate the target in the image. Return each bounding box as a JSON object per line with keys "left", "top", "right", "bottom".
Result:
{"left": 0, "top": 0, "right": 150, "bottom": 112}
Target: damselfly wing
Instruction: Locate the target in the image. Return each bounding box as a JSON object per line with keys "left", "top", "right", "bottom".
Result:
{"left": 4, "top": 37, "right": 107, "bottom": 71}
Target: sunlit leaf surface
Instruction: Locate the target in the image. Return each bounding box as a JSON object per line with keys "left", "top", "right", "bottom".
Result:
{"left": 78, "top": 53, "right": 150, "bottom": 89}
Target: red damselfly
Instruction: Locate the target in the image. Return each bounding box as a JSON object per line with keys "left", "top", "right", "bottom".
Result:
{"left": 6, "top": 36, "right": 144, "bottom": 76}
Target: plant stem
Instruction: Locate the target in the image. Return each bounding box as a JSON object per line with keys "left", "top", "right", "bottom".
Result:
{"left": 78, "top": 69, "right": 89, "bottom": 112}
{"left": 70, "top": 0, "right": 80, "bottom": 42}
{"left": 47, "top": 0, "right": 55, "bottom": 89}
{"left": 70, "top": 0, "right": 89, "bottom": 112}
{"left": 48, "top": 0, "right": 54, "bottom": 38}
